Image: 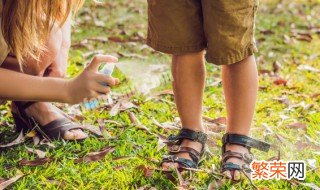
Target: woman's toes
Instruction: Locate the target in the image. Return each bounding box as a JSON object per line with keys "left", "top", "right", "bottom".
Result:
{"left": 222, "top": 171, "right": 232, "bottom": 179}
{"left": 64, "top": 129, "right": 88, "bottom": 140}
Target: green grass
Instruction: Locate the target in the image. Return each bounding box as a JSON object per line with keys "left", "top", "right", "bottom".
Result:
{"left": 1, "top": 0, "right": 320, "bottom": 189}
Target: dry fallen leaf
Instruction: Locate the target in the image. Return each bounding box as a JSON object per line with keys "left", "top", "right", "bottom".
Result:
{"left": 39, "top": 139, "right": 56, "bottom": 148}
{"left": 33, "top": 136, "right": 40, "bottom": 146}
{"left": 0, "top": 173, "right": 24, "bottom": 190}
{"left": 113, "top": 165, "right": 125, "bottom": 170}
{"left": 0, "top": 131, "right": 26, "bottom": 148}
{"left": 152, "top": 118, "right": 180, "bottom": 132}
{"left": 273, "top": 78, "right": 288, "bottom": 86}
{"left": 137, "top": 165, "right": 154, "bottom": 178}
{"left": 19, "top": 157, "right": 53, "bottom": 166}
{"left": 175, "top": 167, "right": 189, "bottom": 190}
{"left": 293, "top": 32, "right": 313, "bottom": 42}
{"left": 75, "top": 146, "right": 115, "bottom": 163}
{"left": 205, "top": 123, "right": 225, "bottom": 133}
{"left": 110, "top": 100, "right": 137, "bottom": 116}
{"left": 128, "top": 111, "right": 154, "bottom": 135}
{"left": 157, "top": 136, "right": 166, "bottom": 151}
{"left": 117, "top": 52, "right": 147, "bottom": 59}
{"left": 273, "top": 96, "right": 290, "bottom": 107}
{"left": 25, "top": 146, "right": 46, "bottom": 158}
{"left": 108, "top": 36, "right": 125, "bottom": 43}
{"left": 259, "top": 29, "right": 275, "bottom": 35}
{"left": 311, "top": 93, "right": 320, "bottom": 99}
{"left": 297, "top": 182, "right": 320, "bottom": 190}
{"left": 152, "top": 89, "right": 174, "bottom": 97}
{"left": 288, "top": 122, "right": 307, "bottom": 130}
{"left": 295, "top": 142, "right": 320, "bottom": 151}
{"left": 109, "top": 101, "right": 121, "bottom": 116}
{"left": 259, "top": 69, "right": 273, "bottom": 75}
{"left": 88, "top": 36, "right": 109, "bottom": 43}
{"left": 298, "top": 65, "right": 320, "bottom": 73}
{"left": 81, "top": 124, "right": 103, "bottom": 136}
{"left": 273, "top": 61, "right": 282, "bottom": 73}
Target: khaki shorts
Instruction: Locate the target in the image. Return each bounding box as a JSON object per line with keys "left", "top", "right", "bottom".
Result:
{"left": 147, "top": 0, "right": 259, "bottom": 65}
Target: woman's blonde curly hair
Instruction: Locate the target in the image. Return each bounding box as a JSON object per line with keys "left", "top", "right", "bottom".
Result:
{"left": 1, "top": 0, "right": 84, "bottom": 68}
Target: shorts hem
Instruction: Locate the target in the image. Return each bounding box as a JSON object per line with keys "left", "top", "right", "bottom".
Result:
{"left": 147, "top": 39, "right": 206, "bottom": 55}
{"left": 206, "top": 44, "right": 258, "bottom": 65}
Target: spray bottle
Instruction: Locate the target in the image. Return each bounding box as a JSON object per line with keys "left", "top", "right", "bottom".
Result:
{"left": 83, "top": 63, "right": 115, "bottom": 110}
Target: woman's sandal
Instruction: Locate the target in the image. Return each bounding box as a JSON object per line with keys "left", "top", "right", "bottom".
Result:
{"left": 161, "top": 128, "right": 208, "bottom": 169}
{"left": 221, "top": 133, "right": 270, "bottom": 181}
{"left": 12, "top": 101, "right": 87, "bottom": 141}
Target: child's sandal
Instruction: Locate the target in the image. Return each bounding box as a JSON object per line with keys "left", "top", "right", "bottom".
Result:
{"left": 161, "top": 128, "right": 207, "bottom": 169}
{"left": 221, "top": 133, "right": 270, "bottom": 181}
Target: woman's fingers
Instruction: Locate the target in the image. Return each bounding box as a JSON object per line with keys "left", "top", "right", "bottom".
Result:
{"left": 114, "top": 78, "right": 120, "bottom": 85}
{"left": 86, "top": 54, "right": 118, "bottom": 72}
{"left": 94, "top": 83, "right": 111, "bottom": 94}
{"left": 95, "top": 73, "right": 118, "bottom": 87}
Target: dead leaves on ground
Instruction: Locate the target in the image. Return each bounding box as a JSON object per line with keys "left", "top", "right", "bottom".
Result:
{"left": 16, "top": 145, "right": 116, "bottom": 167}
{"left": 75, "top": 146, "right": 115, "bottom": 164}
{"left": 137, "top": 165, "right": 154, "bottom": 178}
{"left": 25, "top": 146, "right": 46, "bottom": 159}
{"left": 0, "top": 173, "right": 24, "bottom": 190}
{"left": 19, "top": 157, "right": 54, "bottom": 166}
{"left": 0, "top": 131, "right": 26, "bottom": 148}
{"left": 288, "top": 122, "right": 307, "bottom": 131}
{"left": 110, "top": 100, "right": 138, "bottom": 117}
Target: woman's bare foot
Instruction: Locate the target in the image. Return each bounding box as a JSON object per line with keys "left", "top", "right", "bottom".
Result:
{"left": 12, "top": 102, "right": 87, "bottom": 140}
{"left": 222, "top": 144, "right": 250, "bottom": 180}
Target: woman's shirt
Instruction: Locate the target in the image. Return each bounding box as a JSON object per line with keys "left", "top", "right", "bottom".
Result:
{"left": 0, "top": 2, "right": 10, "bottom": 65}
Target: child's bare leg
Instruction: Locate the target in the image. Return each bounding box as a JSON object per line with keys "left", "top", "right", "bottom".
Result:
{"left": 162, "top": 51, "right": 206, "bottom": 169}
{"left": 221, "top": 55, "right": 258, "bottom": 179}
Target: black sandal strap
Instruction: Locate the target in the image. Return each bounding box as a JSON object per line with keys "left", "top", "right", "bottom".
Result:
{"left": 222, "top": 162, "right": 252, "bottom": 173}
{"left": 222, "top": 133, "right": 270, "bottom": 152}
{"left": 168, "top": 145, "right": 201, "bottom": 163}
{"left": 167, "top": 129, "right": 207, "bottom": 147}
{"left": 13, "top": 101, "right": 36, "bottom": 119}
{"left": 39, "top": 118, "right": 83, "bottom": 140}
{"left": 162, "top": 155, "right": 197, "bottom": 169}
{"left": 161, "top": 128, "right": 208, "bottom": 169}
{"left": 222, "top": 150, "right": 253, "bottom": 164}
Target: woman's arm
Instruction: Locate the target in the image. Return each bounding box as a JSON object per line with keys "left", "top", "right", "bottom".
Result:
{"left": 0, "top": 68, "right": 69, "bottom": 102}
{"left": 0, "top": 55, "right": 119, "bottom": 104}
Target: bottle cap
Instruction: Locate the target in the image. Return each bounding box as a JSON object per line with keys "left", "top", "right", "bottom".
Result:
{"left": 100, "top": 63, "right": 115, "bottom": 76}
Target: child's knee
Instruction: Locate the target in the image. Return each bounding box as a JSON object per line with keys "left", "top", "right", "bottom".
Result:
{"left": 224, "top": 55, "right": 255, "bottom": 69}
{"left": 172, "top": 51, "right": 205, "bottom": 61}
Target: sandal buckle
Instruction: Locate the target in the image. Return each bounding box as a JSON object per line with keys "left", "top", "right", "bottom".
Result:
{"left": 243, "top": 153, "right": 254, "bottom": 163}
{"left": 169, "top": 145, "right": 181, "bottom": 153}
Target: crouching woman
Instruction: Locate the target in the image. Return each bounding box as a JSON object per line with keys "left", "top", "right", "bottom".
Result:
{"left": 0, "top": 0, "right": 118, "bottom": 140}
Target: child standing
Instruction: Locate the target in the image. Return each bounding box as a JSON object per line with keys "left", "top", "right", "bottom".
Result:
{"left": 147, "top": 0, "right": 270, "bottom": 180}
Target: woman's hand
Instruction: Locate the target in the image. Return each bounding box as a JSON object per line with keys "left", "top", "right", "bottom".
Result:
{"left": 65, "top": 54, "right": 119, "bottom": 104}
